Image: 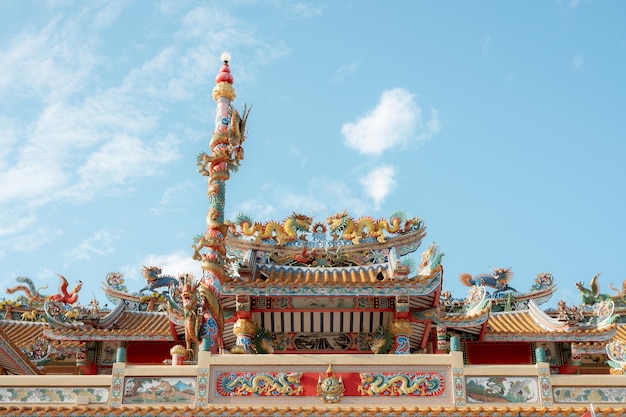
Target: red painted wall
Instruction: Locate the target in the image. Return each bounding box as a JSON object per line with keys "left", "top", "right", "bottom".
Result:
{"left": 126, "top": 341, "right": 181, "bottom": 364}
{"left": 465, "top": 342, "right": 532, "bottom": 365}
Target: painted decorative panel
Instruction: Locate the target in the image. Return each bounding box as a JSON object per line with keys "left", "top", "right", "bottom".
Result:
{"left": 538, "top": 367, "right": 553, "bottom": 406}
{"left": 210, "top": 365, "right": 451, "bottom": 406}
{"left": 553, "top": 386, "right": 626, "bottom": 403}
{"left": 465, "top": 376, "right": 539, "bottom": 403}
{"left": 453, "top": 368, "right": 466, "bottom": 406}
{"left": 197, "top": 368, "right": 209, "bottom": 406}
{"left": 357, "top": 371, "right": 445, "bottom": 396}
{"left": 0, "top": 387, "right": 109, "bottom": 403}
{"left": 98, "top": 341, "right": 120, "bottom": 365}
{"left": 216, "top": 372, "right": 304, "bottom": 396}
{"left": 122, "top": 376, "right": 195, "bottom": 404}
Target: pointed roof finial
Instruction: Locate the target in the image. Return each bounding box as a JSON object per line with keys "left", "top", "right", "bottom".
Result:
{"left": 326, "top": 363, "right": 334, "bottom": 374}
{"left": 216, "top": 52, "right": 233, "bottom": 84}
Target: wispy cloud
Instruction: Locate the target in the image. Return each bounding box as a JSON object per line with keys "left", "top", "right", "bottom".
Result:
{"left": 63, "top": 229, "right": 122, "bottom": 265}
{"left": 278, "top": 1, "right": 324, "bottom": 19}
{"left": 150, "top": 181, "right": 198, "bottom": 215}
{"left": 341, "top": 88, "right": 440, "bottom": 156}
{"left": 72, "top": 134, "right": 181, "bottom": 201}
{"left": 0, "top": 2, "right": 282, "bottom": 248}
{"left": 360, "top": 166, "right": 396, "bottom": 209}
{"left": 0, "top": 14, "right": 99, "bottom": 101}
{"left": 571, "top": 54, "right": 584, "bottom": 71}
{"left": 482, "top": 35, "right": 491, "bottom": 57}
{"left": 229, "top": 174, "right": 374, "bottom": 223}
{"left": 568, "top": 0, "right": 580, "bottom": 9}
{"left": 333, "top": 63, "right": 358, "bottom": 82}
{"left": 120, "top": 250, "right": 202, "bottom": 284}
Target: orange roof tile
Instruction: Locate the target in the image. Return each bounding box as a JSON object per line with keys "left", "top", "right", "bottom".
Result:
{"left": 485, "top": 310, "right": 617, "bottom": 342}
{"left": 43, "top": 311, "right": 174, "bottom": 341}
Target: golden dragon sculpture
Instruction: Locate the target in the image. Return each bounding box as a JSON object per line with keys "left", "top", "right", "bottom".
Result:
{"left": 327, "top": 210, "right": 421, "bottom": 244}
{"left": 232, "top": 212, "right": 313, "bottom": 245}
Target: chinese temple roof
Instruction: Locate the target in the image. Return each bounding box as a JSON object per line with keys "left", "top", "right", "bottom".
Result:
{"left": 0, "top": 326, "right": 39, "bottom": 375}
{"left": 43, "top": 310, "right": 175, "bottom": 342}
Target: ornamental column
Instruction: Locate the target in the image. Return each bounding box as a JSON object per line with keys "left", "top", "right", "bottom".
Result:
{"left": 192, "top": 53, "right": 249, "bottom": 354}
{"left": 435, "top": 325, "right": 448, "bottom": 354}
{"left": 391, "top": 318, "right": 412, "bottom": 354}
{"left": 232, "top": 318, "right": 256, "bottom": 354}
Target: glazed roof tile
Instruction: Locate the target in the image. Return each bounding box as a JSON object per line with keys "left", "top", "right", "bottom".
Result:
{"left": 484, "top": 309, "right": 617, "bottom": 342}
{"left": 43, "top": 311, "right": 174, "bottom": 341}
{"left": 222, "top": 266, "right": 442, "bottom": 297}
{"left": 0, "top": 320, "right": 45, "bottom": 347}
{"left": 0, "top": 326, "right": 40, "bottom": 375}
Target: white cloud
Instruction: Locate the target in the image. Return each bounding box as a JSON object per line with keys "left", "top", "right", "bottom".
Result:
{"left": 230, "top": 199, "right": 277, "bottom": 222}
{"left": 92, "top": 0, "right": 128, "bottom": 29}
{"left": 341, "top": 88, "right": 439, "bottom": 156}
{"left": 73, "top": 134, "right": 180, "bottom": 200}
{"left": 281, "top": 2, "right": 324, "bottom": 19}
{"left": 63, "top": 229, "right": 122, "bottom": 265}
{"left": 0, "top": 13, "right": 98, "bottom": 101}
{"left": 333, "top": 63, "right": 358, "bottom": 82}
{"left": 0, "top": 2, "right": 285, "bottom": 258}
{"left": 482, "top": 35, "right": 491, "bottom": 57}
{"left": 360, "top": 166, "right": 396, "bottom": 209}
{"left": 571, "top": 54, "right": 584, "bottom": 72}
{"left": 150, "top": 181, "right": 198, "bottom": 215}
{"left": 121, "top": 250, "right": 202, "bottom": 284}
{"left": 9, "top": 225, "right": 64, "bottom": 253}
{"left": 0, "top": 116, "right": 19, "bottom": 171}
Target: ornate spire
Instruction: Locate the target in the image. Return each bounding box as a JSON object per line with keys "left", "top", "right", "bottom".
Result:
{"left": 189, "top": 53, "right": 250, "bottom": 354}
{"left": 215, "top": 52, "right": 234, "bottom": 84}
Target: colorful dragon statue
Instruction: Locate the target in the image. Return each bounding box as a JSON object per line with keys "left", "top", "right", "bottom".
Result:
{"left": 196, "top": 104, "right": 251, "bottom": 177}
{"left": 575, "top": 273, "right": 623, "bottom": 305}
{"left": 6, "top": 277, "right": 48, "bottom": 307}
{"left": 369, "top": 326, "right": 393, "bottom": 354}
{"left": 459, "top": 267, "right": 517, "bottom": 295}
{"left": 233, "top": 212, "right": 313, "bottom": 245}
{"left": 172, "top": 272, "right": 221, "bottom": 357}
{"left": 179, "top": 274, "right": 202, "bottom": 356}
{"left": 138, "top": 266, "right": 177, "bottom": 294}
{"left": 252, "top": 328, "right": 277, "bottom": 354}
{"left": 357, "top": 372, "right": 444, "bottom": 396}
{"left": 222, "top": 372, "right": 303, "bottom": 396}
{"left": 187, "top": 57, "right": 247, "bottom": 354}
{"left": 49, "top": 275, "right": 82, "bottom": 305}
{"left": 327, "top": 211, "right": 421, "bottom": 244}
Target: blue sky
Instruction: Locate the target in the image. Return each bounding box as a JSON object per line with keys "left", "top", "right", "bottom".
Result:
{"left": 1, "top": 0, "right": 625, "bottom": 309}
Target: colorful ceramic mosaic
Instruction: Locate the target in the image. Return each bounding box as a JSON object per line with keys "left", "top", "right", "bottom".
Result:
{"left": 465, "top": 376, "right": 539, "bottom": 403}
{"left": 216, "top": 372, "right": 304, "bottom": 396}
{"left": 538, "top": 366, "right": 553, "bottom": 406}
{"left": 0, "top": 387, "right": 108, "bottom": 403}
{"left": 357, "top": 372, "right": 445, "bottom": 396}
{"left": 197, "top": 368, "right": 209, "bottom": 406}
{"left": 110, "top": 368, "right": 124, "bottom": 407}
{"left": 122, "top": 377, "right": 196, "bottom": 404}
{"left": 453, "top": 368, "right": 466, "bottom": 406}
{"left": 553, "top": 386, "right": 626, "bottom": 403}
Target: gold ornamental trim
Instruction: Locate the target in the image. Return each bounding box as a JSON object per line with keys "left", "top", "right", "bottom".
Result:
{"left": 233, "top": 318, "right": 257, "bottom": 336}
{"left": 390, "top": 318, "right": 413, "bottom": 336}
{"left": 213, "top": 82, "right": 236, "bottom": 101}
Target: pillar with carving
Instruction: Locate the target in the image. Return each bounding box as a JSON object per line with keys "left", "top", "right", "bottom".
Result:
{"left": 391, "top": 318, "right": 412, "bottom": 354}
{"left": 191, "top": 53, "right": 249, "bottom": 354}
{"left": 233, "top": 318, "right": 256, "bottom": 353}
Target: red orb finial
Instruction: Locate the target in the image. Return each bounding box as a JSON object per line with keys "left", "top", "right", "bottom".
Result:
{"left": 216, "top": 52, "right": 233, "bottom": 84}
